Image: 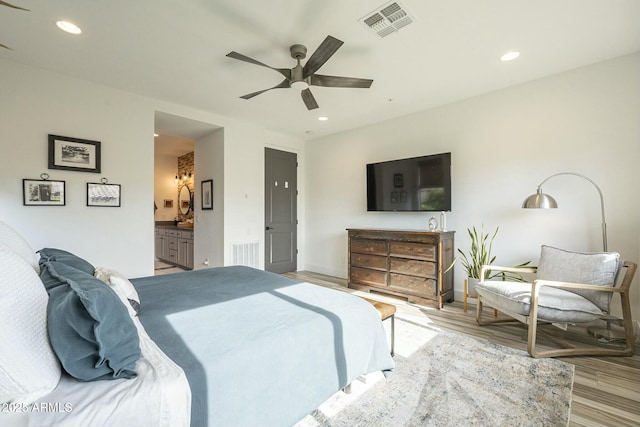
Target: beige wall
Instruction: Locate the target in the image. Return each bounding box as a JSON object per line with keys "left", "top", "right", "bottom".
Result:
{"left": 304, "top": 53, "right": 640, "bottom": 320}
{"left": 0, "top": 58, "right": 305, "bottom": 277}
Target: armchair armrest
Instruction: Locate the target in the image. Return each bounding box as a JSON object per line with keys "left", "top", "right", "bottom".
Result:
{"left": 479, "top": 265, "right": 537, "bottom": 281}
{"left": 531, "top": 279, "right": 622, "bottom": 295}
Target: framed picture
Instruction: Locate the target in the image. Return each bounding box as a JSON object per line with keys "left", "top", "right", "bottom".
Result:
{"left": 164, "top": 199, "right": 174, "bottom": 208}
{"left": 48, "top": 134, "right": 101, "bottom": 173}
{"left": 201, "top": 179, "right": 213, "bottom": 210}
{"left": 23, "top": 178, "right": 66, "bottom": 206}
{"left": 87, "top": 182, "right": 121, "bottom": 207}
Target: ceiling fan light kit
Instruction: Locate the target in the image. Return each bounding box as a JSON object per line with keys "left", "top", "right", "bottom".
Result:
{"left": 226, "top": 35, "right": 373, "bottom": 110}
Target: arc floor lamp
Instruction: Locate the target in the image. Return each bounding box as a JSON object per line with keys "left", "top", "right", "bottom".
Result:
{"left": 522, "top": 172, "right": 608, "bottom": 252}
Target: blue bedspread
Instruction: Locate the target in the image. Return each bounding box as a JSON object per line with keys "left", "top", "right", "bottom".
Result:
{"left": 132, "top": 266, "right": 394, "bottom": 427}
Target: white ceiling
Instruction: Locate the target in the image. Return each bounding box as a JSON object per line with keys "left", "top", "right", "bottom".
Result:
{"left": 2, "top": 0, "right": 639, "bottom": 142}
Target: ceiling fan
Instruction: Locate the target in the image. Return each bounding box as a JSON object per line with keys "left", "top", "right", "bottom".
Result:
{"left": 226, "top": 35, "right": 373, "bottom": 110}
{"left": 1, "top": 0, "right": 30, "bottom": 50}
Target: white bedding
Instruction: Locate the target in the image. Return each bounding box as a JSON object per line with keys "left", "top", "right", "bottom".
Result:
{"left": 26, "top": 317, "right": 191, "bottom": 427}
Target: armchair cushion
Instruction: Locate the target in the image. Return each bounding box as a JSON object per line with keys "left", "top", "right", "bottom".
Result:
{"left": 476, "top": 280, "right": 603, "bottom": 323}
{"left": 537, "top": 245, "right": 619, "bottom": 312}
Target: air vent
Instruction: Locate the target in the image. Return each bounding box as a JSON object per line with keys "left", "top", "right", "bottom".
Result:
{"left": 359, "top": 1, "right": 415, "bottom": 38}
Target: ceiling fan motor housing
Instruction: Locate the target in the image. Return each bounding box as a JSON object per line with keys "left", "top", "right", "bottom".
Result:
{"left": 290, "top": 44, "right": 307, "bottom": 60}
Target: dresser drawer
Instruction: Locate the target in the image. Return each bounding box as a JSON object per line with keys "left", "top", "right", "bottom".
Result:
{"left": 351, "top": 253, "right": 387, "bottom": 270}
{"left": 351, "top": 238, "right": 387, "bottom": 256}
{"left": 389, "top": 242, "right": 436, "bottom": 261}
{"left": 389, "top": 257, "right": 436, "bottom": 277}
{"left": 350, "top": 267, "right": 387, "bottom": 287}
{"left": 389, "top": 273, "right": 437, "bottom": 298}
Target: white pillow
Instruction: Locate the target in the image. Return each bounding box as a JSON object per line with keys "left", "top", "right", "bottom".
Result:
{"left": 0, "top": 221, "right": 39, "bottom": 273}
{"left": 94, "top": 267, "right": 141, "bottom": 316}
{"left": 0, "top": 245, "right": 61, "bottom": 404}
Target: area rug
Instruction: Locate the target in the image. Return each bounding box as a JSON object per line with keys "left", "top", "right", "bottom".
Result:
{"left": 297, "top": 319, "right": 574, "bottom": 427}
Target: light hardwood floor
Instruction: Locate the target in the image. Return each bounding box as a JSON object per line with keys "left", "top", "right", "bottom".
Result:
{"left": 284, "top": 270, "right": 640, "bottom": 427}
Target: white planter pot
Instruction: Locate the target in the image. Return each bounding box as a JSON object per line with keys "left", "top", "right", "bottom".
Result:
{"left": 466, "top": 277, "right": 480, "bottom": 297}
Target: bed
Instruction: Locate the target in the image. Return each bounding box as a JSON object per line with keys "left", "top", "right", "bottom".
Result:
{"left": 0, "top": 222, "right": 394, "bottom": 427}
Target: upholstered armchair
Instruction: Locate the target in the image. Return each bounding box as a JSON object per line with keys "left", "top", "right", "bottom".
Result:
{"left": 475, "top": 245, "right": 637, "bottom": 358}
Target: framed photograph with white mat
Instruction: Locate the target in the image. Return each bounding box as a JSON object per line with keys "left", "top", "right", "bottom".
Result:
{"left": 48, "top": 134, "right": 101, "bottom": 173}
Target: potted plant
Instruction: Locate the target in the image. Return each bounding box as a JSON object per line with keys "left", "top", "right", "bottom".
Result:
{"left": 448, "top": 225, "right": 530, "bottom": 310}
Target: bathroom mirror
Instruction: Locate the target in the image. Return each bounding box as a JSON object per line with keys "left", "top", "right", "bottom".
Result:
{"left": 178, "top": 185, "right": 192, "bottom": 215}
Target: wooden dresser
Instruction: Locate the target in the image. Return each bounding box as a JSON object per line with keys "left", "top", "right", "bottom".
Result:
{"left": 347, "top": 228, "right": 455, "bottom": 308}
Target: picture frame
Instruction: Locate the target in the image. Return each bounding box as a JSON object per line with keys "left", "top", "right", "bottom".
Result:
{"left": 48, "top": 134, "right": 101, "bottom": 173}
{"left": 87, "top": 182, "right": 121, "bottom": 207}
{"left": 164, "top": 199, "right": 174, "bottom": 209}
{"left": 23, "top": 178, "right": 66, "bottom": 206}
{"left": 201, "top": 179, "right": 213, "bottom": 210}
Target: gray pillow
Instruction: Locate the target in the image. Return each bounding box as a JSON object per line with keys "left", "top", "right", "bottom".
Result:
{"left": 38, "top": 247, "right": 95, "bottom": 275}
{"left": 40, "top": 260, "right": 140, "bottom": 381}
{"left": 536, "top": 245, "right": 619, "bottom": 312}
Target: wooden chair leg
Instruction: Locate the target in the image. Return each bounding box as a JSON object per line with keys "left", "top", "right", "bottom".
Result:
{"left": 463, "top": 279, "right": 468, "bottom": 312}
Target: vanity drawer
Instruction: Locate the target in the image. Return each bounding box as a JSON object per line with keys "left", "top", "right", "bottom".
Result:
{"left": 168, "top": 238, "right": 178, "bottom": 250}
{"left": 179, "top": 230, "right": 193, "bottom": 239}
{"left": 167, "top": 229, "right": 181, "bottom": 237}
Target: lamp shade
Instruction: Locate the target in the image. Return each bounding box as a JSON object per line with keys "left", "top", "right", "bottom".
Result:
{"left": 522, "top": 190, "right": 558, "bottom": 209}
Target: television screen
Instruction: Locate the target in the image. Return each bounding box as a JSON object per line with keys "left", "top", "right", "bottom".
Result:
{"left": 367, "top": 152, "right": 451, "bottom": 212}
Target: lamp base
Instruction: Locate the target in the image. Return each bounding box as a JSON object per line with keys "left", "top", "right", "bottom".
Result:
{"left": 587, "top": 325, "right": 626, "bottom": 343}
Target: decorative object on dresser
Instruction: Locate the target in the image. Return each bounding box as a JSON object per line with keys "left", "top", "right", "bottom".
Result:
{"left": 48, "top": 134, "right": 101, "bottom": 173}
{"left": 347, "top": 228, "right": 455, "bottom": 308}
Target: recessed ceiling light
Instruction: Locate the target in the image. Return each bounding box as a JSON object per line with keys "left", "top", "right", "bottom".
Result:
{"left": 318, "top": 116, "right": 328, "bottom": 121}
{"left": 154, "top": 133, "right": 159, "bottom": 137}
{"left": 56, "top": 20, "right": 82, "bottom": 35}
{"left": 500, "top": 51, "right": 520, "bottom": 62}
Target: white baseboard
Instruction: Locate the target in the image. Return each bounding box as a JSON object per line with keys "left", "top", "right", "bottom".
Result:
{"left": 302, "top": 264, "right": 346, "bottom": 280}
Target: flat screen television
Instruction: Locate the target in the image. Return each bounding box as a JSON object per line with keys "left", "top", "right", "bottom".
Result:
{"left": 367, "top": 152, "right": 451, "bottom": 212}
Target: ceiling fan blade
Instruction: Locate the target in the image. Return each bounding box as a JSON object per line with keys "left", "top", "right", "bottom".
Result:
{"left": 0, "top": 43, "right": 14, "bottom": 50}
{"left": 310, "top": 74, "right": 373, "bottom": 88}
{"left": 302, "top": 35, "right": 343, "bottom": 78}
{"left": 0, "top": 0, "right": 29, "bottom": 11}
{"left": 226, "top": 51, "right": 291, "bottom": 80}
{"left": 301, "top": 89, "right": 319, "bottom": 110}
{"left": 240, "top": 79, "right": 291, "bottom": 100}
